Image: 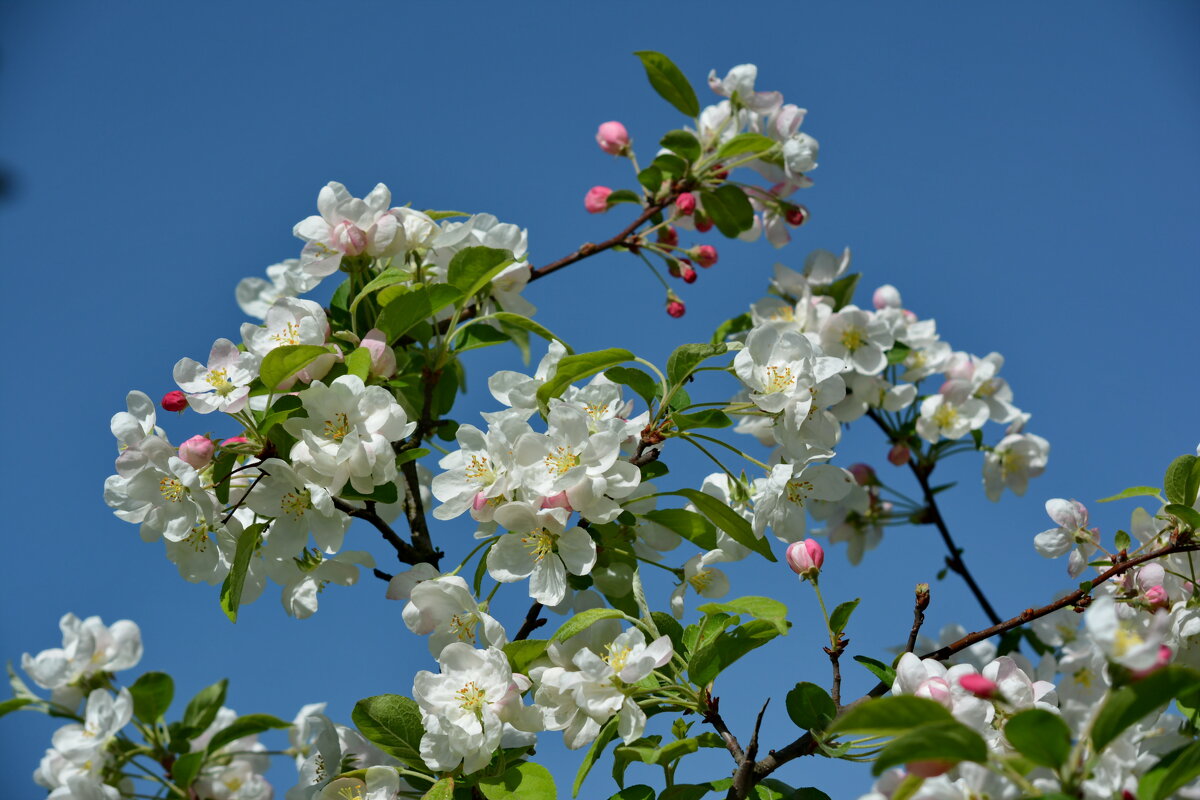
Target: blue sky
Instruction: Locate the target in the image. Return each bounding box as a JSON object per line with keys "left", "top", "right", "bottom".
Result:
{"left": 1, "top": 2, "right": 1197, "bottom": 796}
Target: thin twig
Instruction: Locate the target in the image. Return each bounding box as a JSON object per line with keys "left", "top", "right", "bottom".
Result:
{"left": 332, "top": 497, "right": 420, "bottom": 564}
{"left": 513, "top": 602, "right": 546, "bottom": 641}
{"left": 701, "top": 692, "right": 745, "bottom": 764}
{"left": 373, "top": 568, "right": 394, "bottom": 583}
{"left": 906, "top": 582, "right": 931, "bottom": 654}
{"left": 727, "top": 700, "right": 770, "bottom": 800}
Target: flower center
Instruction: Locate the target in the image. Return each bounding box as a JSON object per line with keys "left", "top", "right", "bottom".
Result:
{"left": 159, "top": 477, "right": 185, "bottom": 502}
{"left": 544, "top": 446, "right": 580, "bottom": 477}
{"left": 281, "top": 490, "right": 311, "bottom": 519}
{"left": 932, "top": 404, "right": 959, "bottom": 429}
{"left": 336, "top": 785, "right": 364, "bottom": 800}
{"left": 785, "top": 479, "right": 814, "bottom": 505}
{"left": 840, "top": 327, "right": 865, "bottom": 351}
{"left": 464, "top": 455, "right": 494, "bottom": 484}
{"left": 449, "top": 613, "right": 478, "bottom": 643}
{"left": 765, "top": 365, "right": 795, "bottom": 393}
{"left": 521, "top": 529, "right": 557, "bottom": 562}
{"left": 688, "top": 569, "right": 714, "bottom": 592}
{"left": 1113, "top": 627, "right": 1145, "bottom": 657}
{"left": 205, "top": 367, "right": 235, "bottom": 396}
{"left": 583, "top": 402, "right": 613, "bottom": 421}
{"left": 270, "top": 321, "right": 301, "bottom": 346}
{"left": 976, "top": 379, "right": 999, "bottom": 398}
{"left": 323, "top": 412, "right": 351, "bottom": 442}
{"left": 184, "top": 524, "right": 210, "bottom": 553}
{"left": 456, "top": 681, "right": 487, "bottom": 713}
{"left": 604, "top": 643, "right": 632, "bottom": 674}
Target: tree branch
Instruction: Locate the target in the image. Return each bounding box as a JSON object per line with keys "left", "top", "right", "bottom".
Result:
{"left": 906, "top": 582, "right": 931, "bottom": 654}
{"left": 513, "top": 602, "right": 546, "bottom": 641}
{"left": 727, "top": 700, "right": 770, "bottom": 800}
{"left": 332, "top": 497, "right": 420, "bottom": 564}
{"left": 701, "top": 692, "right": 745, "bottom": 765}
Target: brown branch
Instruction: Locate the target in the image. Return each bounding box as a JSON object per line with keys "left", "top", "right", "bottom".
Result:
{"left": 701, "top": 692, "right": 745, "bottom": 764}
{"left": 727, "top": 700, "right": 770, "bottom": 800}
{"left": 513, "top": 602, "right": 546, "bottom": 641}
{"left": 529, "top": 200, "right": 673, "bottom": 283}
{"left": 400, "top": 461, "right": 441, "bottom": 567}
{"left": 906, "top": 582, "right": 931, "bottom": 654}
{"left": 372, "top": 568, "right": 394, "bottom": 583}
{"left": 332, "top": 497, "right": 420, "bottom": 564}
{"left": 864, "top": 409, "right": 1001, "bottom": 625}
{"left": 826, "top": 642, "right": 845, "bottom": 709}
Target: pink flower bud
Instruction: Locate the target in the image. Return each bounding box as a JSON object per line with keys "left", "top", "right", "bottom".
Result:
{"left": 222, "top": 436, "right": 249, "bottom": 450}
{"left": 1145, "top": 584, "right": 1170, "bottom": 610}
{"left": 958, "top": 673, "right": 999, "bottom": 699}
{"left": 161, "top": 390, "right": 188, "bottom": 412}
{"left": 694, "top": 244, "right": 718, "bottom": 268}
{"left": 658, "top": 226, "right": 679, "bottom": 247}
{"left": 694, "top": 213, "right": 714, "bottom": 233}
{"left": 666, "top": 299, "right": 686, "bottom": 318}
{"left": 847, "top": 463, "right": 876, "bottom": 486}
{"left": 331, "top": 220, "right": 367, "bottom": 256}
{"left": 1131, "top": 645, "right": 1173, "bottom": 680}
{"left": 675, "top": 192, "right": 696, "bottom": 216}
{"left": 785, "top": 539, "right": 824, "bottom": 579}
{"left": 946, "top": 355, "right": 975, "bottom": 381}
{"left": 361, "top": 328, "right": 397, "bottom": 378}
{"left": 177, "top": 435, "right": 215, "bottom": 470}
{"left": 711, "top": 164, "right": 729, "bottom": 180}
{"left": 873, "top": 284, "right": 902, "bottom": 310}
{"left": 584, "top": 186, "right": 612, "bottom": 214}
{"left": 595, "top": 121, "right": 630, "bottom": 155}
{"left": 680, "top": 264, "right": 698, "bottom": 284}
{"left": 541, "top": 491, "right": 573, "bottom": 511}
{"left": 907, "top": 760, "right": 954, "bottom": 779}
{"left": 915, "top": 676, "right": 952, "bottom": 707}
{"left": 785, "top": 206, "right": 809, "bottom": 226}
{"left": 472, "top": 492, "right": 489, "bottom": 512}
{"left": 887, "top": 443, "right": 911, "bottom": 466}
{"left": 902, "top": 309, "right": 918, "bottom": 323}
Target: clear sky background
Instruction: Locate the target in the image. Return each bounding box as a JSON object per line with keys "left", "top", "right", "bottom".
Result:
{"left": 1, "top": 2, "right": 1198, "bottom": 797}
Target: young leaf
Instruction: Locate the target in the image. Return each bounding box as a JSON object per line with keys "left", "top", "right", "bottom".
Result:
{"left": 853, "top": 654, "right": 897, "bottom": 686}
{"left": 637, "top": 165, "right": 664, "bottom": 194}
{"left": 219, "top": 523, "right": 262, "bottom": 623}
{"left": 670, "top": 409, "right": 732, "bottom": 431}
{"left": 345, "top": 346, "right": 373, "bottom": 380}
{"left": 785, "top": 682, "right": 836, "bottom": 731}
{"left": 829, "top": 598, "right": 860, "bottom": 637}
{"left": 478, "top": 760, "right": 557, "bottom": 800}
{"left": 1097, "top": 485, "right": 1163, "bottom": 503}
{"left": 606, "top": 189, "right": 642, "bottom": 208}
{"left": 666, "top": 342, "right": 728, "bottom": 387}
{"left": 660, "top": 130, "right": 701, "bottom": 163}
{"left": 670, "top": 488, "right": 775, "bottom": 562}
{"left": 129, "top": 671, "right": 174, "bottom": 723}
{"left": 171, "top": 751, "right": 205, "bottom": 789}
{"left": 446, "top": 246, "right": 514, "bottom": 300}
{"left": 259, "top": 345, "right": 330, "bottom": 393}
{"left": 715, "top": 133, "right": 777, "bottom": 161}
{"left": 699, "top": 186, "right": 754, "bottom": 238}
{"left": 871, "top": 720, "right": 988, "bottom": 775}
{"left": 552, "top": 608, "right": 627, "bottom": 643}
{"left": 205, "top": 713, "right": 291, "bottom": 754}
{"left": 1164, "top": 454, "right": 1200, "bottom": 506}
{"left": 1003, "top": 708, "right": 1072, "bottom": 769}
{"left": 642, "top": 509, "right": 718, "bottom": 551}
{"left": 181, "top": 679, "right": 229, "bottom": 738}
{"left": 688, "top": 619, "right": 781, "bottom": 686}
{"left": 605, "top": 366, "right": 660, "bottom": 409}
{"left": 422, "top": 777, "right": 455, "bottom": 800}
{"left": 480, "top": 312, "right": 573, "bottom": 354}
{"left": 351, "top": 694, "right": 428, "bottom": 768}
{"left": 536, "top": 349, "right": 634, "bottom": 411}
{"left": 607, "top": 786, "right": 655, "bottom": 800}
{"left": 502, "top": 640, "right": 550, "bottom": 675}
{"left": 1138, "top": 740, "right": 1200, "bottom": 800}
{"left": 1091, "top": 666, "right": 1200, "bottom": 753}
{"left": 697, "top": 596, "right": 789, "bottom": 636}
{"left": 349, "top": 266, "right": 412, "bottom": 313}
{"left": 633, "top": 51, "right": 700, "bottom": 117}
{"left": 1166, "top": 503, "right": 1200, "bottom": 530}
{"left": 574, "top": 716, "right": 619, "bottom": 796}
{"left": 0, "top": 697, "right": 34, "bottom": 718}
{"left": 814, "top": 273, "right": 861, "bottom": 311}
{"left": 829, "top": 696, "right": 955, "bottom": 735}
{"left": 375, "top": 284, "right": 463, "bottom": 342}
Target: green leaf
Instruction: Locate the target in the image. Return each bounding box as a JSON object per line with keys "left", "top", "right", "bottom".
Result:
{"left": 350, "top": 267, "right": 412, "bottom": 313}
{"left": 480, "top": 312, "right": 573, "bottom": 354}
{"left": 503, "top": 639, "right": 549, "bottom": 675}
{"left": 688, "top": 619, "right": 781, "bottom": 686}
{"left": 1114, "top": 529, "right": 1132, "bottom": 551}
{"left": 536, "top": 349, "right": 634, "bottom": 411}
{"left": 785, "top": 682, "right": 836, "bottom": 731}
{"left": 606, "top": 189, "right": 642, "bottom": 208}
{"left": 171, "top": 750, "right": 205, "bottom": 789}
{"left": 605, "top": 366, "right": 660, "bottom": 409}
{"left": 211, "top": 449, "right": 236, "bottom": 506}
{"left": 129, "top": 671, "right": 174, "bottom": 723}
{"left": 711, "top": 312, "right": 753, "bottom": 345}
{"left": 1166, "top": 503, "right": 1200, "bottom": 530}
{"left": 652, "top": 153, "right": 688, "bottom": 179}
{"left": 351, "top": 694, "right": 427, "bottom": 768}
{"left": 661, "top": 129, "right": 701, "bottom": 163}
{"left": 670, "top": 488, "right": 775, "bottom": 562}
{"left": 637, "top": 166, "right": 664, "bottom": 194}
{"left": 1164, "top": 454, "right": 1200, "bottom": 506}
{"left": 376, "top": 284, "right": 463, "bottom": 342}
{"left": 258, "top": 394, "right": 303, "bottom": 436}
{"left": 640, "top": 461, "right": 669, "bottom": 481}
{"left": 830, "top": 696, "right": 956, "bottom": 735}
{"left": 608, "top": 786, "right": 655, "bottom": 800}
{"left": 651, "top": 612, "right": 687, "bottom": 662}
{"left": 666, "top": 342, "right": 728, "bottom": 387}
{"left": 424, "top": 210, "right": 470, "bottom": 221}
{"left": 422, "top": 777, "right": 456, "bottom": 800}
{"left": 345, "top": 346, "right": 373, "bottom": 380}
{"left": 670, "top": 409, "right": 732, "bottom": 431}
{"left": 1003, "top": 708, "right": 1072, "bottom": 768}
{"left": 181, "top": 679, "right": 228, "bottom": 738}
{"left": 633, "top": 51, "right": 699, "bottom": 117}
{"left": 552, "top": 608, "right": 627, "bottom": 643}
{"left": 658, "top": 786, "right": 712, "bottom": 800}
{"left": 446, "top": 246, "right": 515, "bottom": 300}
{"left": 697, "top": 596, "right": 788, "bottom": 636}
{"left": 642, "top": 509, "right": 718, "bottom": 551}
{"left": 812, "top": 273, "right": 861, "bottom": 311}
{"left": 219, "top": 523, "right": 262, "bottom": 623}
{"left": 699, "top": 185, "right": 754, "bottom": 238}
{"left": 887, "top": 343, "right": 912, "bottom": 366}
{"left": 853, "top": 655, "right": 897, "bottom": 686}
{"left": 1098, "top": 485, "right": 1164, "bottom": 503}
{"left": 479, "top": 760, "right": 556, "bottom": 800}
{"left": 791, "top": 790, "right": 833, "bottom": 800}
{"left": 714, "top": 133, "right": 776, "bottom": 161}
{"left": 872, "top": 719, "right": 988, "bottom": 775}
{"left": 1138, "top": 740, "right": 1200, "bottom": 800}
{"left": 574, "top": 716, "right": 619, "bottom": 796}
{"left": 1092, "top": 666, "right": 1200, "bottom": 752}
{"left": 337, "top": 482, "right": 399, "bottom": 504}
{"left": 259, "top": 344, "right": 331, "bottom": 391}
{"left": 0, "top": 697, "right": 34, "bottom": 718}
{"left": 829, "top": 598, "right": 860, "bottom": 637}
{"left": 452, "top": 322, "right": 510, "bottom": 353}
{"left": 205, "top": 713, "right": 290, "bottom": 753}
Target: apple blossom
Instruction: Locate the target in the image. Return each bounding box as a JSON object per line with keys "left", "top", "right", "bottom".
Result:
{"left": 584, "top": 186, "right": 612, "bottom": 213}
{"left": 172, "top": 338, "right": 260, "bottom": 415}
{"left": 596, "top": 121, "right": 630, "bottom": 154}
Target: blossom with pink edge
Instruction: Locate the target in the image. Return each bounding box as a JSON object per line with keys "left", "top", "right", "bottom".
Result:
{"left": 172, "top": 338, "right": 260, "bottom": 415}
{"left": 1033, "top": 498, "right": 1099, "bottom": 577}
{"left": 177, "top": 435, "right": 215, "bottom": 470}
{"left": 785, "top": 539, "right": 824, "bottom": 581}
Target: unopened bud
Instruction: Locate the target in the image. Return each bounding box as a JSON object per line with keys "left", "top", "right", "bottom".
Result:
{"left": 595, "top": 121, "right": 630, "bottom": 155}
{"left": 222, "top": 436, "right": 249, "bottom": 446}
{"left": 472, "top": 492, "right": 489, "bottom": 512}
{"left": 694, "top": 244, "right": 718, "bottom": 268}
{"left": 332, "top": 220, "right": 367, "bottom": 256}
{"left": 658, "top": 226, "right": 679, "bottom": 247}
{"left": 675, "top": 192, "right": 696, "bottom": 216}
{"left": 680, "top": 264, "right": 698, "bottom": 284}
{"left": 161, "top": 390, "right": 188, "bottom": 412}
{"left": 915, "top": 583, "right": 930, "bottom": 611}
{"left": 887, "top": 443, "right": 911, "bottom": 466}
{"left": 847, "top": 462, "right": 876, "bottom": 486}
{"left": 710, "top": 163, "right": 729, "bottom": 180}
{"left": 541, "top": 491, "right": 573, "bottom": 511}
{"left": 584, "top": 186, "right": 612, "bottom": 214}
{"left": 785, "top": 538, "right": 824, "bottom": 580}
{"left": 958, "top": 673, "right": 999, "bottom": 699}
{"left": 785, "top": 205, "right": 809, "bottom": 226}
{"left": 1145, "top": 584, "right": 1170, "bottom": 610}
{"left": 361, "top": 328, "right": 397, "bottom": 378}
{"left": 694, "top": 212, "right": 714, "bottom": 233}
{"left": 666, "top": 299, "right": 686, "bottom": 318}
{"left": 177, "top": 435, "right": 215, "bottom": 470}
{"left": 907, "top": 760, "right": 954, "bottom": 779}
{"left": 873, "top": 284, "right": 902, "bottom": 310}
